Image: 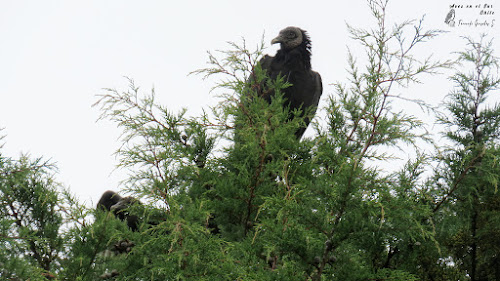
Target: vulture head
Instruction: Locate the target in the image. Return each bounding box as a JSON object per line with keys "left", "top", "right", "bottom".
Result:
{"left": 271, "top": 26, "right": 311, "bottom": 52}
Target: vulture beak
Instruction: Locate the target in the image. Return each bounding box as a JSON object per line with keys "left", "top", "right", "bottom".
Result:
{"left": 271, "top": 35, "right": 283, "bottom": 45}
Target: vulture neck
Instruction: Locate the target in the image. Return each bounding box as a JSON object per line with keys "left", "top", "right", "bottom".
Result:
{"left": 275, "top": 45, "right": 312, "bottom": 71}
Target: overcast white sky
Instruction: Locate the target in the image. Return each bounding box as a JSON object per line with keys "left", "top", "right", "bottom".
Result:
{"left": 1, "top": 0, "right": 498, "bottom": 207}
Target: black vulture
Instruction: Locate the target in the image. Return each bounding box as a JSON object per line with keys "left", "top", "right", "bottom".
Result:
{"left": 253, "top": 26, "right": 322, "bottom": 139}
{"left": 97, "top": 190, "right": 122, "bottom": 211}
{"left": 97, "top": 190, "right": 141, "bottom": 231}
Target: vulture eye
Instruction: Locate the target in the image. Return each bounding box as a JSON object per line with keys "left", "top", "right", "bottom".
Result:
{"left": 287, "top": 31, "right": 295, "bottom": 38}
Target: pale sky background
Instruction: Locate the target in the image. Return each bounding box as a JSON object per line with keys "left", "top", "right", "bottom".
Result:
{"left": 1, "top": 0, "right": 498, "bottom": 207}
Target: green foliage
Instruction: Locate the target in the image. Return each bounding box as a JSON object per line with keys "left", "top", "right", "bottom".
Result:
{"left": 1, "top": 1, "right": 499, "bottom": 281}
{"left": 0, "top": 151, "right": 62, "bottom": 279}
{"left": 433, "top": 35, "right": 500, "bottom": 281}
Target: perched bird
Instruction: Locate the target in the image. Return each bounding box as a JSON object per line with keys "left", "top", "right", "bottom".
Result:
{"left": 252, "top": 26, "right": 322, "bottom": 139}
{"left": 97, "top": 190, "right": 141, "bottom": 231}
{"left": 444, "top": 9, "right": 455, "bottom": 26}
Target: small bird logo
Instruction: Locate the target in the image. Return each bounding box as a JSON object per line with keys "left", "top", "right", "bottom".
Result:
{"left": 445, "top": 9, "right": 456, "bottom": 27}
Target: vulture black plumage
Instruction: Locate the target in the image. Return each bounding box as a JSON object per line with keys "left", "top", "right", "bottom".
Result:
{"left": 97, "top": 190, "right": 142, "bottom": 231}
{"left": 253, "top": 26, "right": 322, "bottom": 139}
